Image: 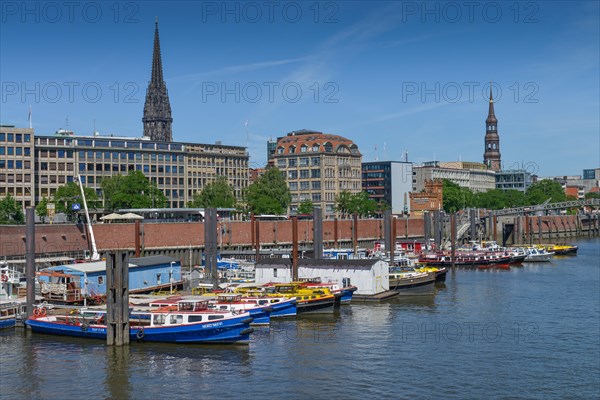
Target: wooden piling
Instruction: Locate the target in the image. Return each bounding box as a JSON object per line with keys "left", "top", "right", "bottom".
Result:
{"left": 106, "top": 251, "right": 130, "bottom": 346}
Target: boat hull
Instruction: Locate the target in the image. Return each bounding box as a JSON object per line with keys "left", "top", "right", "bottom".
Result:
{"left": 269, "top": 299, "right": 297, "bottom": 317}
{"left": 390, "top": 274, "right": 436, "bottom": 296}
{"left": 296, "top": 297, "right": 336, "bottom": 314}
{"left": 0, "top": 317, "right": 17, "bottom": 329}
{"left": 25, "top": 314, "right": 253, "bottom": 344}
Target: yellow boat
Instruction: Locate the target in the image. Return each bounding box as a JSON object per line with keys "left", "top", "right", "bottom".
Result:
{"left": 536, "top": 244, "right": 578, "bottom": 256}
{"left": 415, "top": 265, "right": 447, "bottom": 282}
{"left": 238, "top": 283, "right": 336, "bottom": 314}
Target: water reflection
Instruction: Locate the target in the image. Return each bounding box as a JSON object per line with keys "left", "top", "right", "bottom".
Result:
{"left": 105, "top": 346, "right": 131, "bottom": 400}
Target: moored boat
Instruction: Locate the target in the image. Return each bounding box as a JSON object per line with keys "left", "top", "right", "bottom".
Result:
{"left": 261, "top": 283, "right": 336, "bottom": 314}
{"left": 538, "top": 244, "right": 578, "bottom": 256}
{"left": 415, "top": 265, "right": 447, "bottom": 282}
{"left": 25, "top": 299, "right": 254, "bottom": 344}
{"left": 524, "top": 247, "right": 554, "bottom": 262}
{"left": 0, "top": 302, "right": 22, "bottom": 329}
{"left": 389, "top": 266, "right": 436, "bottom": 295}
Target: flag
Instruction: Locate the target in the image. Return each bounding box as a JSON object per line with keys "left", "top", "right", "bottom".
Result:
{"left": 28, "top": 105, "right": 32, "bottom": 128}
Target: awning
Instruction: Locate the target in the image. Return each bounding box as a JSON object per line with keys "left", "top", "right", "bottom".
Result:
{"left": 120, "top": 212, "right": 144, "bottom": 220}
{"left": 100, "top": 213, "right": 123, "bottom": 220}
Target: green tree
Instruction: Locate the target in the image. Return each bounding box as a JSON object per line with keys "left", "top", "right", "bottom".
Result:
{"left": 55, "top": 182, "right": 98, "bottom": 221}
{"left": 351, "top": 191, "right": 378, "bottom": 217}
{"left": 245, "top": 167, "right": 291, "bottom": 215}
{"left": 0, "top": 194, "right": 24, "bottom": 225}
{"left": 36, "top": 196, "right": 49, "bottom": 223}
{"left": 525, "top": 179, "right": 565, "bottom": 205}
{"left": 188, "top": 176, "right": 236, "bottom": 208}
{"left": 585, "top": 192, "right": 600, "bottom": 199}
{"left": 335, "top": 191, "right": 354, "bottom": 217}
{"left": 442, "top": 180, "right": 474, "bottom": 212}
{"left": 101, "top": 170, "right": 168, "bottom": 211}
{"left": 297, "top": 199, "right": 314, "bottom": 215}
{"left": 335, "top": 191, "right": 378, "bottom": 217}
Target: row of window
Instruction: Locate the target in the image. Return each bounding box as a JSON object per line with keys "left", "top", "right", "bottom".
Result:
{"left": 287, "top": 170, "right": 321, "bottom": 179}
{"left": 289, "top": 181, "right": 322, "bottom": 191}
{"left": 291, "top": 193, "right": 322, "bottom": 202}
{"left": 0, "top": 146, "right": 32, "bottom": 156}
{"left": 0, "top": 133, "right": 31, "bottom": 142}
{"left": 37, "top": 149, "right": 74, "bottom": 158}
{"left": 0, "top": 160, "right": 32, "bottom": 169}
{"left": 276, "top": 157, "right": 321, "bottom": 168}
{"left": 78, "top": 163, "right": 185, "bottom": 174}
{"left": 0, "top": 173, "right": 32, "bottom": 183}
{"left": 76, "top": 139, "right": 182, "bottom": 151}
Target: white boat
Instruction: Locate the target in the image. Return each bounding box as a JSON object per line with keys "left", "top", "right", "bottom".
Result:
{"left": 524, "top": 247, "right": 554, "bottom": 262}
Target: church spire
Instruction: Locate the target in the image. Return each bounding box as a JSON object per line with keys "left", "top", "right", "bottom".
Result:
{"left": 486, "top": 83, "right": 497, "bottom": 124}
{"left": 151, "top": 17, "right": 164, "bottom": 86}
{"left": 483, "top": 82, "right": 501, "bottom": 171}
{"left": 143, "top": 18, "right": 173, "bottom": 142}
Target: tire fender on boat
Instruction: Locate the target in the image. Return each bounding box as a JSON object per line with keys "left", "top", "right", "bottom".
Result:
{"left": 81, "top": 322, "right": 89, "bottom": 332}
{"left": 136, "top": 327, "right": 145, "bottom": 340}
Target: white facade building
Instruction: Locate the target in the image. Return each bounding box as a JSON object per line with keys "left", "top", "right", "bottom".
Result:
{"left": 255, "top": 258, "right": 389, "bottom": 295}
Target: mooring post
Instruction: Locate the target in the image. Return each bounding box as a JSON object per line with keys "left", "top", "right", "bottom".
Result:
{"left": 433, "top": 211, "right": 441, "bottom": 249}
{"left": 255, "top": 218, "right": 261, "bottom": 262}
{"left": 106, "top": 251, "right": 130, "bottom": 346}
{"left": 292, "top": 216, "right": 298, "bottom": 281}
{"left": 134, "top": 220, "right": 141, "bottom": 258}
{"left": 204, "top": 208, "right": 218, "bottom": 289}
{"left": 26, "top": 208, "right": 35, "bottom": 319}
{"left": 391, "top": 215, "right": 397, "bottom": 266}
{"left": 538, "top": 216, "right": 543, "bottom": 244}
{"left": 450, "top": 212, "right": 456, "bottom": 268}
{"left": 423, "top": 211, "right": 431, "bottom": 245}
{"left": 469, "top": 209, "right": 477, "bottom": 242}
{"left": 353, "top": 212, "right": 358, "bottom": 254}
{"left": 383, "top": 210, "right": 391, "bottom": 262}
{"left": 333, "top": 217, "right": 338, "bottom": 248}
{"left": 313, "top": 207, "right": 323, "bottom": 259}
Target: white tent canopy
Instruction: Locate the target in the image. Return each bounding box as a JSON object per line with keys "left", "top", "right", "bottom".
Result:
{"left": 100, "top": 213, "right": 123, "bottom": 220}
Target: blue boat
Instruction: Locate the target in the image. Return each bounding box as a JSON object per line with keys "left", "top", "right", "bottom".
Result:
{"left": 208, "top": 294, "right": 272, "bottom": 325}
{"left": 25, "top": 299, "right": 254, "bottom": 344}
{"left": 240, "top": 296, "right": 297, "bottom": 318}
{"left": 0, "top": 302, "right": 21, "bottom": 329}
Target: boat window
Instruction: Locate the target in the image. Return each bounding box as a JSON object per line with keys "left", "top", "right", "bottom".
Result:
{"left": 153, "top": 314, "right": 166, "bottom": 325}
{"left": 258, "top": 300, "right": 268, "bottom": 305}
{"left": 219, "top": 305, "right": 228, "bottom": 310}
{"left": 188, "top": 315, "right": 203, "bottom": 323}
{"left": 208, "top": 315, "right": 224, "bottom": 321}
{"left": 170, "top": 315, "right": 183, "bottom": 324}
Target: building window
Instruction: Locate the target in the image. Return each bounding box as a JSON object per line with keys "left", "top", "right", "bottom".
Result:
{"left": 273, "top": 268, "right": 277, "bottom": 278}
{"left": 300, "top": 145, "right": 308, "bottom": 153}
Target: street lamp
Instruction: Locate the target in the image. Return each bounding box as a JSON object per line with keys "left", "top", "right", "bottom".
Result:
{"left": 169, "top": 261, "right": 175, "bottom": 294}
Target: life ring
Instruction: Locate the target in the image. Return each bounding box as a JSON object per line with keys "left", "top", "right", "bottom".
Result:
{"left": 136, "top": 327, "right": 145, "bottom": 340}
{"left": 34, "top": 308, "right": 46, "bottom": 317}
{"left": 1, "top": 274, "right": 8, "bottom": 283}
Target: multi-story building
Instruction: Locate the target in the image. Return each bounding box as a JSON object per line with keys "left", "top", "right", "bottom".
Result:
{"left": 409, "top": 179, "right": 443, "bottom": 216}
{"left": 272, "top": 130, "right": 362, "bottom": 215}
{"left": 362, "top": 161, "right": 412, "bottom": 215}
{"left": 546, "top": 169, "right": 600, "bottom": 197}
{"left": 0, "top": 126, "right": 35, "bottom": 208}
{"left": 413, "top": 161, "right": 496, "bottom": 193}
{"left": 495, "top": 169, "right": 533, "bottom": 192}
{"left": 0, "top": 128, "right": 249, "bottom": 210}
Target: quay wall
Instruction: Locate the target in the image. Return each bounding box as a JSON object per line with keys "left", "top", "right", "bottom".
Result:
{"left": 0, "top": 218, "right": 424, "bottom": 259}
{"left": 1, "top": 215, "right": 597, "bottom": 264}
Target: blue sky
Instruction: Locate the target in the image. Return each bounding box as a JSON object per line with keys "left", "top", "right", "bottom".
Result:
{"left": 1, "top": 1, "right": 598, "bottom": 176}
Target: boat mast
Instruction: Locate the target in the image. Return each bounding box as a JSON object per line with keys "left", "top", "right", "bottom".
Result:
{"left": 76, "top": 174, "right": 100, "bottom": 261}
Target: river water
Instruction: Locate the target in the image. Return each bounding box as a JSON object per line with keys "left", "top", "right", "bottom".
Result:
{"left": 1, "top": 238, "right": 599, "bottom": 400}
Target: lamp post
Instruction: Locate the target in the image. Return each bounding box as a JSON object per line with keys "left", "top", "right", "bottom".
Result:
{"left": 170, "top": 261, "right": 175, "bottom": 294}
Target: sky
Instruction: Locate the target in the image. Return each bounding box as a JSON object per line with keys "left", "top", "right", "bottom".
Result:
{"left": 1, "top": 1, "right": 599, "bottom": 177}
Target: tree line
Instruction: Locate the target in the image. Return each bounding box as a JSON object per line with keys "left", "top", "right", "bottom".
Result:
{"left": 1, "top": 169, "right": 598, "bottom": 225}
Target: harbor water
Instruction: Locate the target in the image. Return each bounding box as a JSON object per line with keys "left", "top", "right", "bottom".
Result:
{"left": 1, "top": 238, "right": 599, "bottom": 399}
